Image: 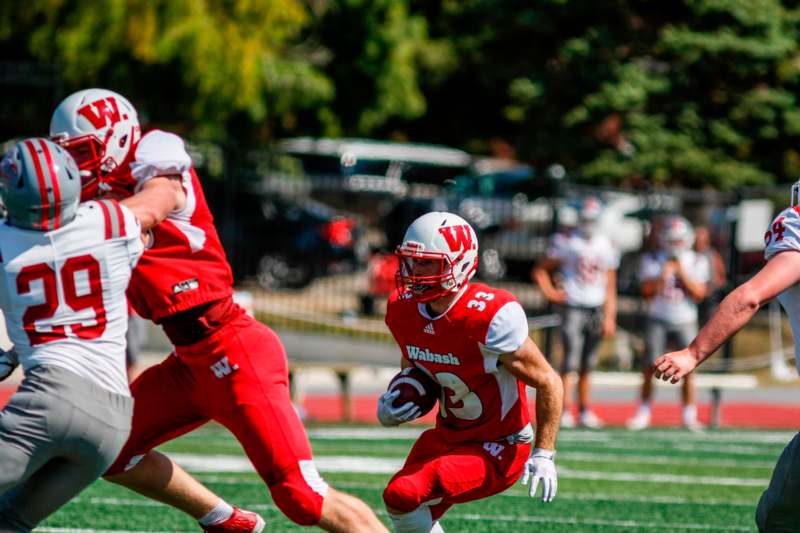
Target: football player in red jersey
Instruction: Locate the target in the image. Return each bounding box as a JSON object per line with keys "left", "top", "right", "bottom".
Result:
{"left": 51, "top": 89, "right": 389, "bottom": 533}
{"left": 378, "top": 212, "right": 563, "bottom": 532}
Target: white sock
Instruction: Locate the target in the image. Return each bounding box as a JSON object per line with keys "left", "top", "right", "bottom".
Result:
{"left": 431, "top": 521, "right": 445, "bottom": 532}
{"left": 198, "top": 499, "right": 234, "bottom": 526}
{"left": 638, "top": 403, "right": 651, "bottom": 417}
{"left": 683, "top": 404, "right": 697, "bottom": 422}
{"left": 388, "top": 506, "right": 434, "bottom": 533}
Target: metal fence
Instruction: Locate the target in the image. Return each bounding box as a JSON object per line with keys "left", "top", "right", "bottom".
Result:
{"left": 189, "top": 141, "right": 796, "bottom": 379}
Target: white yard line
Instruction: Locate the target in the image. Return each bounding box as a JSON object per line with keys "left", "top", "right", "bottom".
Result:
{"left": 562, "top": 451, "right": 774, "bottom": 469}
{"left": 56, "top": 498, "right": 751, "bottom": 532}
{"left": 168, "top": 453, "right": 769, "bottom": 486}
{"left": 449, "top": 512, "right": 753, "bottom": 531}
{"left": 37, "top": 529, "right": 195, "bottom": 533}
{"left": 304, "top": 426, "right": 795, "bottom": 446}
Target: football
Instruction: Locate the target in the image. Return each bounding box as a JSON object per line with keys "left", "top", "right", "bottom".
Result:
{"left": 387, "top": 366, "right": 441, "bottom": 417}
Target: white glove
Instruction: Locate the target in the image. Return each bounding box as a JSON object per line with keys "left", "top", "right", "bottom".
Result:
{"left": 520, "top": 448, "right": 557, "bottom": 502}
{"left": 0, "top": 349, "right": 18, "bottom": 382}
{"left": 376, "top": 389, "right": 421, "bottom": 427}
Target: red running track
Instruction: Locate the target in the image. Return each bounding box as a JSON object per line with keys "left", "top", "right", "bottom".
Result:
{"left": 1, "top": 387, "right": 797, "bottom": 429}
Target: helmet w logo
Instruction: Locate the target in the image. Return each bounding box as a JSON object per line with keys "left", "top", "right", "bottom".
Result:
{"left": 77, "top": 97, "right": 123, "bottom": 129}
{"left": 438, "top": 225, "right": 474, "bottom": 252}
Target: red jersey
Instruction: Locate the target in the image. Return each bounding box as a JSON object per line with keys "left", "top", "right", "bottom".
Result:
{"left": 385, "top": 282, "right": 531, "bottom": 444}
{"left": 108, "top": 130, "right": 233, "bottom": 323}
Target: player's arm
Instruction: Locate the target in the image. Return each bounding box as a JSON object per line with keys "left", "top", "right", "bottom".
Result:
{"left": 499, "top": 337, "right": 562, "bottom": 450}
{"left": 655, "top": 250, "right": 800, "bottom": 382}
{"left": 500, "top": 337, "right": 562, "bottom": 502}
{"left": 674, "top": 263, "right": 708, "bottom": 302}
{"left": 531, "top": 257, "right": 566, "bottom": 304}
{"left": 121, "top": 175, "right": 187, "bottom": 231}
{"left": 603, "top": 269, "right": 617, "bottom": 336}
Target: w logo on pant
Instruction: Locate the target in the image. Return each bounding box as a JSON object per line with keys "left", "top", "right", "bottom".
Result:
{"left": 210, "top": 356, "right": 239, "bottom": 379}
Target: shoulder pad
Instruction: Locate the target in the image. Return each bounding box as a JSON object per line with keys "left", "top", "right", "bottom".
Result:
{"left": 765, "top": 206, "right": 800, "bottom": 261}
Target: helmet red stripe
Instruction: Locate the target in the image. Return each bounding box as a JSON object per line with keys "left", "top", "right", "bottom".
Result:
{"left": 37, "top": 139, "right": 62, "bottom": 229}
{"left": 22, "top": 140, "right": 50, "bottom": 229}
{"left": 96, "top": 199, "right": 113, "bottom": 239}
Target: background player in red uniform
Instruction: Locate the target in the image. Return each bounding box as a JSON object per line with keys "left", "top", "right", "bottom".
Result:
{"left": 377, "top": 212, "right": 563, "bottom": 533}
{"left": 51, "top": 88, "right": 389, "bottom": 533}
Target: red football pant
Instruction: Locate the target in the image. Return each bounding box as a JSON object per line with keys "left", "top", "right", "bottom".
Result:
{"left": 382, "top": 427, "right": 531, "bottom": 520}
{"left": 106, "top": 314, "right": 325, "bottom": 525}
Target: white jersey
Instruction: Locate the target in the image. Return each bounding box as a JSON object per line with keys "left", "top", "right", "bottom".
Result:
{"left": 765, "top": 205, "right": 800, "bottom": 373}
{"left": 0, "top": 200, "right": 143, "bottom": 395}
{"left": 547, "top": 230, "right": 619, "bottom": 307}
{"left": 639, "top": 249, "right": 710, "bottom": 325}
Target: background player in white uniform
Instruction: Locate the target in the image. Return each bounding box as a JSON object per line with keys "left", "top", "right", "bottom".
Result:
{"left": 654, "top": 183, "right": 800, "bottom": 531}
{"left": 533, "top": 197, "right": 618, "bottom": 428}
{"left": 628, "top": 216, "right": 709, "bottom": 430}
{"left": 378, "top": 212, "right": 563, "bottom": 533}
{"left": 0, "top": 138, "right": 142, "bottom": 532}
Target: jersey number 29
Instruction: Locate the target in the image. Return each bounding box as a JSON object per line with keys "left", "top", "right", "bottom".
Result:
{"left": 17, "top": 255, "right": 106, "bottom": 346}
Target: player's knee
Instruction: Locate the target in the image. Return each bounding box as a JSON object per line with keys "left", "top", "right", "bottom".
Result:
{"left": 387, "top": 506, "right": 433, "bottom": 533}
{"left": 269, "top": 464, "right": 326, "bottom": 526}
{"left": 103, "top": 452, "right": 146, "bottom": 478}
{"left": 383, "top": 477, "right": 423, "bottom": 513}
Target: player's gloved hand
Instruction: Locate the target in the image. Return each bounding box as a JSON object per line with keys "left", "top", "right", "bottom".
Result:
{"left": 0, "top": 348, "right": 19, "bottom": 382}
{"left": 520, "top": 448, "right": 557, "bottom": 502}
{"left": 376, "top": 389, "right": 421, "bottom": 427}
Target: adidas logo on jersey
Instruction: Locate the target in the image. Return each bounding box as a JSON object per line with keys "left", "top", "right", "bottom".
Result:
{"left": 424, "top": 322, "right": 435, "bottom": 335}
{"left": 172, "top": 277, "right": 199, "bottom": 294}
{"left": 406, "top": 345, "right": 460, "bottom": 366}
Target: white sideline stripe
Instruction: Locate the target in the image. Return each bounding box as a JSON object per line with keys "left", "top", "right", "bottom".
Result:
{"left": 170, "top": 454, "right": 768, "bottom": 486}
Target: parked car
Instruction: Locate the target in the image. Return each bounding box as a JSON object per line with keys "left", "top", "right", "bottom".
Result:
{"left": 204, "top": 179, "right": 368, "bottom": 289}
{"left": 266, "top": 137, "right": 473, "bottom": 221}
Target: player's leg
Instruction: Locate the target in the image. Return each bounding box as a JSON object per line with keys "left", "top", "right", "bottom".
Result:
{"left": 0, "top": 366, "right": 132, "bottom": 532}
{"left": 559, "top": 307, "right": 584, "bottom": 427}
{"left": 383, "top": 430, "right": 530, "bottom": 532}
{"left": 628, "top": 318, "right": 664, "bottom": 429}
{"left": 102, "top": 354, "right": 234, "bottom": 523}
{"left": 213, "top": 322, "right": 387, "bottom": 532}
{"left": 756, "top": 432, "right": 800, "bottom": 532}
{"left": 577, "top": 307, "right": 604, "bottom": 427}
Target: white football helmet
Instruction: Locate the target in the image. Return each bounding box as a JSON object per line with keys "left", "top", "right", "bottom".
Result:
{"left": 50, "top": 88, "right": 140, "bottom": 200}
{"left": 659, "top": 215, "right": 694, "bottom": 257}
{"left": 396, "top": 211, "right": 479, "bottom": 302}
{"left": 578, "top": 196, "right": 602, "bottom": 236}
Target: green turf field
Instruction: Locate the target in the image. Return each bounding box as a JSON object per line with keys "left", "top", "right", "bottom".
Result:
{"left": 38, "top": 424, "right": 788, "bottom": 532}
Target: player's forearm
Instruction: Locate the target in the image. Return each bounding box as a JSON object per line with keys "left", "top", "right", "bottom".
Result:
{"left": 532, "top": 370, "right": 562, "bottom": 450}
{"left": 603, "top": 273, "right": 617, "bottom": 318}
{"left": 532, "top": 268, "right": 557, "bottom": 298}
{"left": 690, "top": 284, "right": 760, "bottom": 363}
{"left": 677, "top": 271, "right": 707, "bottom": 302}
{"left": 121, "top": 176, "right": 185, "bottom": 231}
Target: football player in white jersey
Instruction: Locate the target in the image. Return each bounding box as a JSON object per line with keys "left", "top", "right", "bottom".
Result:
{"left": 533, "top": 197, "right": 619, "bottom": 429}
{"left": 654, "top": 185, "right": 800, "bottom": 531}
{"left": 628, "top": 216, "right": 710, "bottom": 431}
{"left": 0, "top": 138, "right": 143, "bottom": 532}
